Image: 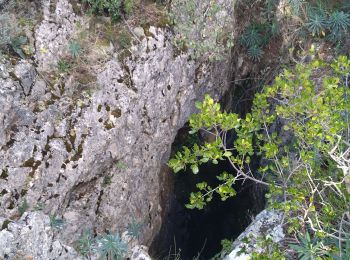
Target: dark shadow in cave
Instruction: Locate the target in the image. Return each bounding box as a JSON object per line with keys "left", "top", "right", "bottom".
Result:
{"left": 150, "top": 127, "right": 266, "bottom": 260}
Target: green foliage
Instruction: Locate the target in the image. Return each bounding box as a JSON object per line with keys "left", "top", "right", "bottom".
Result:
{"left": 210, "top": 238, "right": 234, "bottom": 259}
{"left": 95, "top": 233, "right": 128, "bottom": 260}
{"left": 168, "top": 55, "right": 350, "bottom": 257}
{"left": 289, "top": 233, "right": 326, "bottom": 259}
{"left": 10, "top": 35, "right": 28, "bottom": 59}
{"left": 220, "top": 238, "right": 233, "bottom": 254}
{"left": 0, "top": 13, "right": 27, "bottom": 58}
{"left": 288, "top": 0, "right": 304, "bottom": 15}
{"left": 18, "top": 199, "right": 29, "bottom": 216}
{"left": 239, "top": 28, "right": 261, "bottom": 48}
{"left": 102, "top": 175, "right": 113, "bottom": 186}
{"left": 123, "top": 0, "right": 134, "bottom": 15}
{"left": 170, "top": 0, "right": 234, "bottom": 61}
{"left": 247, "top": 45, "right": 264, "bottom": 61}
{"left": 83, "top": 0, "right": 135, "bottom": 22}
{"left": 329, "top": 236, "right": 350, "bottom": 260}
{"left": 76, "top": 230, "right": 95, "bottom": 259}
{"left": 68, "top": 41, "right": 82, "bottom": 58}
{"left": 127, "top": 218, "right": 143, "bottom": 238}
{"left": 327, "top": 11, "right": 350, "bottom": 41}
{"left": 115, "top": 161, "right": 127, "bottom": 169}
{"left": 305, "top": 8, "right": 327, "bottom": 36}
{"left": 117, "top": 31, "right": 132, "bottom": 50}
{"left": 239, "top": 23, "right": 272, "bottom": 61}
{"left": 251, "top": 236, "right": 286, "bottom": 259}
{"left": 57, "top": 59, "right": 71, "bottom": 73}
{"left": 50, "top": 215, "right": 65, "bottom": 229}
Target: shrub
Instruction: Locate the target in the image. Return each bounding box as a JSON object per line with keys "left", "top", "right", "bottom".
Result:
{"left": 168, "top": 55, "right": 350, "bottom": 257}
{"left": 82, "top": 0, "right": 135, "bottom": 22}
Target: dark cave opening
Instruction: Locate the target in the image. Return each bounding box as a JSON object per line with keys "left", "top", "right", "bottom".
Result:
{"left": 150, "top": 126, "right": 266, "bottom": 260}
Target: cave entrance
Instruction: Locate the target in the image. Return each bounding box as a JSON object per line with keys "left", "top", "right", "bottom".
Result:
{"left": 150, "top": 124, "right": 265, "bottom": 259}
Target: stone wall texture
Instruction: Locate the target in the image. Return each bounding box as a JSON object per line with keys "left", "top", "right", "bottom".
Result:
{"left": 0, "top": 0, "right": 232, "bottom": 257}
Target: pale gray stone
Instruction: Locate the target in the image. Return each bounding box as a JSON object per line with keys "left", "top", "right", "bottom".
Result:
{"left": 0, "top": 212, "right": 82, "bottom": 260}
{"left": 224, "top": 210, "right": 284, "bottom": 260}
{"left": 0, "top": 0, "right": 233, "bottom": 258}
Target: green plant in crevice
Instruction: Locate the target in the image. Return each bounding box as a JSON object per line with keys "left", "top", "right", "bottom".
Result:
{"left": 76, "top": 230, "right": 95, "bottom": 260}
{"left": 123, "top": 0, "right": 135, "bottom": 15}
{"left": 239, "top": 23, "right": 271, "bottom": 61}
{"left": 10, "top": 35, "right": 28, "bottom": 59}
{"left": 117, "top": 30, "right": 132, "bottom": 51}
{"left": 127, "top": 218, "right": 143, "bottom": 239}
{"left": 95, "top": 233, "right": 128, "bottom": 260}
{"left": 68, "top": 41, "right": 82, "bottom": 58}
{"left": 328, "top": 235, "right": 350, "bottom": 260}
{"left": 247, "top": 45, "right": 264, "bottom": 61}
{"left": 50, "top": 215, "right": 65, "bottom": 229}
{"left": 115, "top": 160, "right": 128, "bottom": 169}
{"left": 18, "top": 199, "right": 29, "bottom": 216}
{"left": 287, "top": 0, "right": 305, "bottom": 15}
{"left": 239, "top": 28, "right": 261, "bottom": 48}
{"left": 102, "top": 175, "right": 113, "bottom": 187}
{"left": 57, "top": 59, "right": 71, "bottom": 73}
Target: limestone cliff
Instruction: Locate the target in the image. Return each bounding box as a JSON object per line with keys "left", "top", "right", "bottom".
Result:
{"left": 0, "top": 0, "right": 232, "bottom": 257}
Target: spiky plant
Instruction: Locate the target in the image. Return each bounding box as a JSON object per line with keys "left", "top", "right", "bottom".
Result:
{"left": 239, "top": 28, "right": 261, "bottom": 48}
{"left": 289, "top": 232, "right": 326, "bottom": 260}
{"left": 95, "top": 233, "right": 127, "bottom": 260}
{"left": 247, "top": 45, "right": 264, "bottom": 61}
{"left": 328, "top": 11, "right": 350, "bottom": 40}
{"left": 76, "top": 230, "right": 95, "bottom": 260}
{"left": 287, "top": 0, "right": 305, "bottom": 16}
{"left": 306, "top": 10, "right": 327, "bottom": 36}
{"left": 68, "top": 41, "right": 81, "bottom": 58}
{"left": 83, "top": 0, "right": 122, "bottom": 22}
{"left": 18, "top": 199, "right": 29, "bottom": 216}
{"left": 127, "top": 219, "right": 143, "bottom": 239}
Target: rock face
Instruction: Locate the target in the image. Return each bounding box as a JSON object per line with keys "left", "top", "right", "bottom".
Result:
{"left": 0, "top": 0, "right": 232, "bottom": 256}
{"left": 0, "top": 212, "right": 81, "bottom": 260}
{"left": 0, "top": 212, "right": 151, "bottom": 259}
{"left": 224, "top": 210, "right": 284, "bottom": 259}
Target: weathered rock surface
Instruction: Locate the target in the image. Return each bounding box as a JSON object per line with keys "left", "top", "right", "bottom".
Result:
{"left": 0, "top": 212, "right": 151, "bottom": 260}
{"left": 0, "top": 0, "right": 232, "bottom": 257}
{"left": 35, "top": 0, "right": 81, "bottom": 71}
{"left": 0, "top": 212, "right": 81, "bottom": 260}
{"left": 224, "top": 210, "right": 284, "bottom": 259}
